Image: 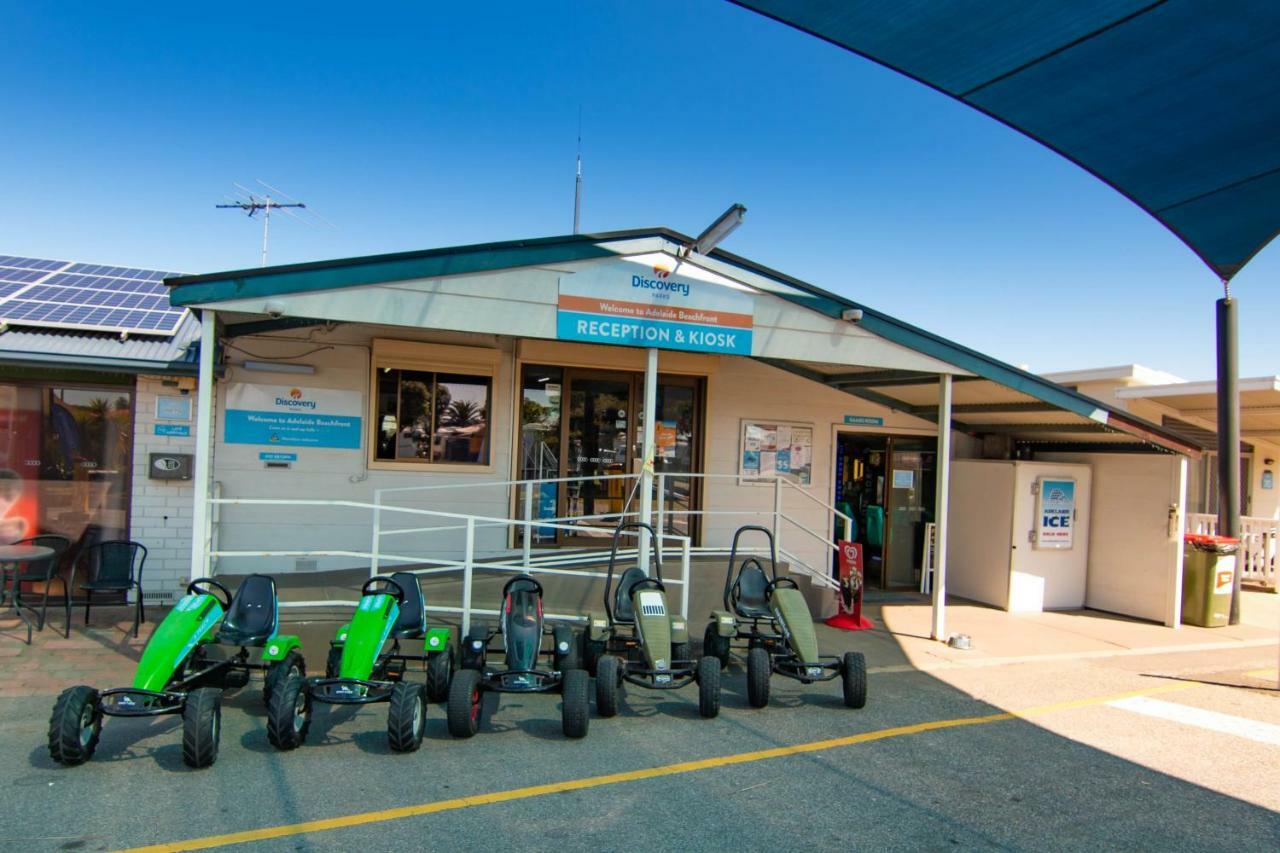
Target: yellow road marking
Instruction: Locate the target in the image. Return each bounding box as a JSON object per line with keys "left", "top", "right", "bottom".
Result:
{"left": 119, "top": 682, "right": 1193, "bottom": 853}
{"left": 1245, "top": 668, "right": 1278, "bottom": 680}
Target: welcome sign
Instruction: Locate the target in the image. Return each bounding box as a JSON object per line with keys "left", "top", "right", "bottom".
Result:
{"left": 224, "top": 383, "right": 362, "bottom": 449}
{"left": 557, "top": 259, "right": 754, "bottom": 355}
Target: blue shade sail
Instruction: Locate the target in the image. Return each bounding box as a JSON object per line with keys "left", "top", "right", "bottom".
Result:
{"left": 732, "top": 0, "right": 1280, "bottom": 281}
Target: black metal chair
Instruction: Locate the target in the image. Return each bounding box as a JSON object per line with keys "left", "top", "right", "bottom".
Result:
{"left": 73, "top": 540, "right": 147, "bottom": 638}
{"left": 10, "top": 535, "right": 74, "bottom": 639}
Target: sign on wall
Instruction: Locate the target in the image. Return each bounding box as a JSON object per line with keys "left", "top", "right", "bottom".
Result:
{"left": 739, "top": 419, "right": 813, "bottom": 485}
{"left": 224, "top": 384, "right": 363, "bottom": 450}
{"left": 156, "top": 395, "right": 192, "bottom": 421}
{"left": 1034, "top": 477, "right": 1076, "bottom": 550}
{"left": 557, "top": 258, "right": 754, "bottom": 355}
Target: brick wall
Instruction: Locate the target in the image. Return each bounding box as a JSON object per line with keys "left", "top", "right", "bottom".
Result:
{"left": 129, "top": 375, "right": 199, "bottom": 599}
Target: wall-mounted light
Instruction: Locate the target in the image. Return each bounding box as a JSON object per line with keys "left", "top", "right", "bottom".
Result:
{"left": 841, "top": 308, "right": 864, "bottom": 323}
{"left": 241, "top": 360, "right": 315, "bottom": 375}
{"left": 264, "top": 300, "right": 286, "bottom": 319}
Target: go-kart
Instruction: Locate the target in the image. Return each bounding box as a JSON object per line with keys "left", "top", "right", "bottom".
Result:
{"left": 48, "top": 574, "right": 304, "bottom": 768}
{"left": 703, "top": 526, "right": 866, "bottom": 709}
{"left": 581, "top": 522, "right": 719, "bottom": 719}
{"left": 266, "top": 572, "right": 452, "bottom": 753}
{"left": 448, "top": 573, "right": 589, "bottom": 739}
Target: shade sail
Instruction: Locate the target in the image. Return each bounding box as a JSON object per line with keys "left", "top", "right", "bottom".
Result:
{"left": 733, "top": 1, "right": 1280, "bottom": 281}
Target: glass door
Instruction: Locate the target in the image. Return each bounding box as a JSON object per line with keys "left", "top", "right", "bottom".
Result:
{"left": 884, "top": 439, "right": 936, "bottom": 588}
{"left": 649, "top": 378, "right": 701, "bottom": 542}
{"left": 560, "top": 371, "right": 635, "bottom": 542}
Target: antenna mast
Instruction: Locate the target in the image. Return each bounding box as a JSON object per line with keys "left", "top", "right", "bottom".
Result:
{"left": 573, "top": 108, "right": 583, "bottom": 234}
{"left": 216, "top": 186, "right": 308, "bottom": 267}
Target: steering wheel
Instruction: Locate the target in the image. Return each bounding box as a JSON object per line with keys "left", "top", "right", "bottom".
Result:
{"left": 187, "top": 578, "right": 233, "bottom": 612}
{"left": 765, "top": 576, "right": 800, "bottom": 603}
{"left": 629, "top": 576, "right": 666, "bottom": 595}
{"left": 362, "top": 575, "right": 407, "bottom": 604}
{"left": 503, "top": 574, "right": 543, "bottom": 598}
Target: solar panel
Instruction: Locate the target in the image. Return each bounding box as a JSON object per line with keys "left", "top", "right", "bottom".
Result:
{"left": 0, "top": 255, "right": 187, "bottom": 337}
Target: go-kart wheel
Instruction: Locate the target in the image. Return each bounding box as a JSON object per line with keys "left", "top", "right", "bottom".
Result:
{"left": 696, "top": 656, "right": 721, "bottom": 719}
{"left": 672, "top": 641, "right": 692, "bottom": 665}
{"left": 841, "top": 651, "right": 867, "bottom": 709}
{"left": 266, "top": 673, "right": 312, "bottom": 750}
{"left": 561, "top": 669, "right": 590, "bottom": 739}
{"left": 595, "top": 655, "right": 621, "bottom": 718}
{"left": 552, "top": 625, "right": 579, "bottom": 673}
{"left": 263, "top": 650, "right": 305, "bottom": 707}
{"left": 447, "top": 669, "right": 483, "bottom": 738}
{"left": 581, "top": 634, "right": 606, "bottom": 677}
{"left": 425, "top": 647, "right": 454, "bottom": 703}
{"left": 702, "top": 623, "right": 730, "bottom": 670}
{"left": 746, "top": 646, "right": 771, "bottom": 709}
{"left": 48, "top": 685, "right": 102, "bottom": 766}
{"left": 182, "top": 687, "right": 222, "bottom": 769}
{"left": 324, "top": 647, "right": 342, "bottom": 679}
{"left": 387, "top": 682, "right": 428, "bottom": 752}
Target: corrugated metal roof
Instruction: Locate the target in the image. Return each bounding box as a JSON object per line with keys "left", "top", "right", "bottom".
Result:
{"left": 1, "top": 256, "right": 201, "bottom": 374}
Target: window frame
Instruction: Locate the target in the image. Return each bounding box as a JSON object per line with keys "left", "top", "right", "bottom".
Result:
{"left": 367, "top": 340, "right": 499, "bottom": 473}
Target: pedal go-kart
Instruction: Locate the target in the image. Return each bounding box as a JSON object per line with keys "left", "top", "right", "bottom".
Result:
{"left": 581, "top": 522, "right": 720, "bottom": 719}
{"left": 266, "top": 572, "right": 452, "bottom": 753}
{"left": 703, "top": 526, "right": 867, "bottom": 709}
{"left": 448, "top": 573, "right": 590, "bottom": 739}
{"left": 48, "top": 574, "right": 304, "bottom": 768}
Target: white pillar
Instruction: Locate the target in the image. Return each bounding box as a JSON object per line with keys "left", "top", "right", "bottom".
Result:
{"left": 189, "top": 309, "right": 217, "bottom": 581}
{"left": 638, "top": 347, "right": 658, "bottom": 572}
{"left": 931, "top": 374, "right": 953, "bottom": 641}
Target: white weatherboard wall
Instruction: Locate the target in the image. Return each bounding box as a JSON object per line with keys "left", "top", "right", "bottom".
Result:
{"left": 945, "top": 460, "right": 1092, "bottom": 612}
{"left": 130, "top": 376, "right": 200, "bottom": 598}
{"left": 1038, "top": 452, "right": 1186, "bottom": 626}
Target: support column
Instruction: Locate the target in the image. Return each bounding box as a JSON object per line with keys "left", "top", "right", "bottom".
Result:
{"left": 931, "top": 374, "right": 953, "bottom": 642}
{"left": 189, "top": 309, "right": 217, "bottom": 580}
{"left": 1217, "top": 295, "right": 1242, "bottom": 624}
{"left": 638, "top": 347, "right": 658, "bottom": 572}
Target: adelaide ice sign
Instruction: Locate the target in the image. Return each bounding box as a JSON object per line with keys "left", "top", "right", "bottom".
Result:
{"left": 557, "top": 259, "right": 754, "bottom": 355}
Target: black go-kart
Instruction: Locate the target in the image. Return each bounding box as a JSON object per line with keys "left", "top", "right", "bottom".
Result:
{"left": 581, "top": 522, "right": 720, "bottom": 719}
{"left": 448, "top": 573, "right": 590, "bottom": 739}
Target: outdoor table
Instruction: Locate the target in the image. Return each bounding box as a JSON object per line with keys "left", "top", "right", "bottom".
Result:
{"left": 0, "top": 544, "right": 55, "bottom": 644}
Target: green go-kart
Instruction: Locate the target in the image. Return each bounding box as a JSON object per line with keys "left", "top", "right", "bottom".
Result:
{"left": 582, "top": 522, "right": 720, "bottom": 719}
{"left": 266, "top": 572, "right": 452, "bottom": 753}
{"left": 448, "top": 573, "right": 589, "bottom": 739}
{"left": 47, "top": 574, "right": 304, "bottom": 769}
{"left": 703, "top": 526, "right": 867, "bottom": 710}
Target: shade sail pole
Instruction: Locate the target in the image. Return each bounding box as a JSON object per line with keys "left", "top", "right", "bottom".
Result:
{"left": 638, "top": 347, "right": 658, "bottom": 572}
{"left": 1217, "top": 292, "right": 1242, "bottom": 625}
{"left": 931, "top": 373, "right": 953, "bottom": 641}
{"left": 190, "top": 309, "right": 217, "bottom": 580}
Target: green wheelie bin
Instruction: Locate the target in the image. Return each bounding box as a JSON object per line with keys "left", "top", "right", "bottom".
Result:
{"left": 1181, "top": 533, "right": 1239, "bottom": 627}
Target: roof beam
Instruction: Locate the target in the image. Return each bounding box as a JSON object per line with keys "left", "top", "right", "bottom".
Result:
{"left": 828, "top": 370, "right": 982, "bottom": 388}
{"left": 909, "top": 402, "right": 1062, "bottom": 417}
{"left": 755, "top": 357, "right": 932, "bottom": 420}
{"left": 964, "top": 423, "right": 1111, "bottom": 435}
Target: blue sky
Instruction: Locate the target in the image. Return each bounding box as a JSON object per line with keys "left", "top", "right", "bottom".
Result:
{"left": 1, "top": 2, "right": 1275, "bottom": 378}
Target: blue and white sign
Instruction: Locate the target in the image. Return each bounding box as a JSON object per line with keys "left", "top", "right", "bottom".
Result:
{"left": 156, "top": 395, "right": 192, "bottom": 421}
{"left": 259, "top": 452, "right": 298, "bottom": 462}
{"left": 557, "top": 258, "right": 754, "bottom": 355}
{"left": 1035, "top": 477, "right": 1076, "bottom": 550}
{"left": 155, "top": 423, "right": 190, "bottom": 437}
{"left": 224, "top": 383, "right": 362, "bottom": 450}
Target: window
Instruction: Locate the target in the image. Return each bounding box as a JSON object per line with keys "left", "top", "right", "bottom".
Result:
{"left": 374, "top": 368, "right": 490, "bottom": 465}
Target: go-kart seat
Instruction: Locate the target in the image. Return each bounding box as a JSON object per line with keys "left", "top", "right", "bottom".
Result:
{"left": 216, "top": 574, "right": 278, "bottom": 646}
{"left": 503, "top": 575, "right": 542, "bottom": 632}
{"left": 731, "top": 559, "right": 773, "bottom": 619}
{"left": 389, "top": 571, "right": 426, "bottom": 639}
{"left": 613, "top": 567, "right": 652, "bottom": 624}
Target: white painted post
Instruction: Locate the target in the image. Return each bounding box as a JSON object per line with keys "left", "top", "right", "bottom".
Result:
{"left": 189, "top": 309, "right": 217, "bottom": 581}
{"left": 637, "top": 347, "right": 658, "bottom": 573}
{"left": 1167, "top": 456, "right": 1188, "bottom": 628}
{"left": 680, "top": 536, "right": 691, "bottom": 619}
{"left": 773, "top": 477, "right": 783, "bottom": 558}
{"left": 655, "top": 472, "right": 666, "bottom": 564}
{"left": 370, "top": 491, "right": 382, "bottom": 578}
{"left": 522, "top": 481, "right": 534, "bottom": 566}
{"left": 931, "top": 374, "right": 953, "bottom": 642}
{"left": 462, "top": 516, "right": 475, "bottom": 637}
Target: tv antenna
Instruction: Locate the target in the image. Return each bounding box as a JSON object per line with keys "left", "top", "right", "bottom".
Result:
{"left": 216, "top": 181, "right": 332, "bottom": 266}
{"left": 573, "top": 107, "right": 583, "bottom": 234}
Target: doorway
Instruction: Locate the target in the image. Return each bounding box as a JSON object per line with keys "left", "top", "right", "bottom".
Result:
{"left": 518, "top": 364, "right": 704, "bottom": 546}
{"left": 834, "top": 432, "right": 937, "bottom": 589}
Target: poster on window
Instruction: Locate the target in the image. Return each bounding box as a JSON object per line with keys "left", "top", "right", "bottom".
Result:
{"left": 739, "top": 420, "right": 813, "bottom": 485}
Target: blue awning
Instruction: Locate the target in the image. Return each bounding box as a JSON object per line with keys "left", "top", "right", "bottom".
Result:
{"left": 733, "top": 1, "right": 1280, "bottom": 281}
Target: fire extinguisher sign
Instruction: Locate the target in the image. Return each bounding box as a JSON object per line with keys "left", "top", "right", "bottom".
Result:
{"left": 1035, "top": 477, "right": 1076, "bottom": 550}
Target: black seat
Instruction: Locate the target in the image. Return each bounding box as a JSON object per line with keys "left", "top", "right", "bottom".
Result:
{"left": 731, "top": 559, "right": 772, "bottom": 619}
{"left": 390, "top": 572, "right": 426, "bottom": 639}
{"left": 216, "top": 574, "right": 278, "bottom": 646}
{"left": 613, "top": 567, "right": 650, "bottom": 624}
{"left": 502, "top": 575, "right": 542, "bottom": 633}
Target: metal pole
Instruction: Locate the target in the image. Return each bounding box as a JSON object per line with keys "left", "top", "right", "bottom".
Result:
{"left": 462, "top": 517, "right": 475, "bottom": 637}
{"left": 522, "top": 481, "right": 534, "bottom": 566}
{"left": 1217, "top": 294, "right": 1242, "bottom": 625}
{"left": 637, "top": 347, "right": 658, "bottom": 572}
{"left": 261, "top": 198, "right": 270, "bottom": 267}
{"left": 370, "top": 492, "right": 381, "bottom": 578}
{"left": 773, "top": 477, "right": 783, "bottom": 557}
{"left": 655, "top": 472, "right": 666, "bottom": 564}
{"left": 931, "top": 374, "right": 953, "bottom": 642}
{"left": 189, "top": 309, "right": 217, "bottom": 581}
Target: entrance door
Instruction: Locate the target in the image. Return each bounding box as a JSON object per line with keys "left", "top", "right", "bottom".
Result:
{"left": 885, "top": 441, "right": 935, "bottom": 587}
{"left": 650, "top": 378, "right": 701, "bottom": 542}
{"left": 560, "top": 372, "right": 635, "bottom": 542}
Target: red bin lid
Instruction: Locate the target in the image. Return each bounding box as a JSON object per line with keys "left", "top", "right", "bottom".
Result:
{"left": 1183, "top": 533, "right": 1241, "bottom": 545}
